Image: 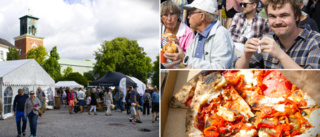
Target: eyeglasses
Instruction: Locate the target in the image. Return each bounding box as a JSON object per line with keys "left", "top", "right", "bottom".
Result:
{"left": 161, "top": 13, "right": 177, "bottom": 18}
{"left": 30, "top": 93, "right": 34, "bottom": 95}
{"left": 188, "top": 11, "right": 202, "bottom": 16}
{"left": 240, "top": 2, "right": 254, "bottom": 8}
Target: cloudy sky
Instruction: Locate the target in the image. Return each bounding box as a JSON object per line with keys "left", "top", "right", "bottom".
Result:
{"left": 0, "top": 0, "right": 160, "bottom": 63}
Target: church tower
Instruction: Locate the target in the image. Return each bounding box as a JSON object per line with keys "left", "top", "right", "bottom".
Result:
{"left": 14, "top": 14, "right": 44, "bottom": 59}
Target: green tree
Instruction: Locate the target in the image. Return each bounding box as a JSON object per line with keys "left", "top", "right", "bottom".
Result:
{"left": 43, "top": 46, "right": 61, "bottom": 81}
{"left": 151, "top": 55, "right": 159, "bottom": 88}
{"left": 84, "top": 71, "right": 95, "bottom": 82}
{"left": 6, "top": 47, "right": 20, "bottom": 60}
{"left": 26, "top": 45, "right": 48, "bottom": 65}
{"left": 93, "top": 37, "right": 152, "bottom": 83}
{"left": 63, "top": 72, "right": 88, "bottom": 87}
{"left": 63, "top": 66, "right": 73, "bottom": 76}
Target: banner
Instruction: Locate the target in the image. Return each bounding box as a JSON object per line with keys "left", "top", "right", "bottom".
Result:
{"left": 119, "top": 78, "right": 126, "bottom": 102}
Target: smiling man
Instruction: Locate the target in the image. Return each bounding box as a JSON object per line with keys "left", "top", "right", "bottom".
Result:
{"left": 233, "top": 0, "right": 320, "bottom": 69}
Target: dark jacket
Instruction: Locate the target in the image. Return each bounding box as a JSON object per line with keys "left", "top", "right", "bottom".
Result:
{"left": 90, "top": 93, "right": 97, "bottom": 105}
{"left": 13, "top": 94, "right": 29, "bottom": 112}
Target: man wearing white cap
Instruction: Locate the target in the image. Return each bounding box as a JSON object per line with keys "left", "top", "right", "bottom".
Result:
{"left": 182, "top": 0, "right": 236, "bottom": 69}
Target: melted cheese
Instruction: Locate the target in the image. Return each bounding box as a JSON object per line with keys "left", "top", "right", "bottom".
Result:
{"left": 260, "top": 96, "right": 285, "bottom": 106}
{"left": 238, "top": 70, "right": 255, "bottom": 87}
{"left": 235, "top": 129, "right": 257, "bottom": 137}
{"left": 273, "top": 104, "right": 285, "bottom": 112}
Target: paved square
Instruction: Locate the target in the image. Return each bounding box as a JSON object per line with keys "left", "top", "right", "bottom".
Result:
{"left": 0, "top": 107, "right": 159, "bottom": 137}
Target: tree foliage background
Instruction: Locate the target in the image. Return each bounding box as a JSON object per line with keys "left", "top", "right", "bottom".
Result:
{"left": 43, "top": 46, "right": 61, "bottom": 80}
{"left": 6, "top": 47, "right": 20, "bottom": 60}
{"left": 26, "top": 45, "right": 48, "bottom": 65}
{"left": 93, "top": 37, "right": 152, "bottom": 84}
{"left": 151, "top": 55, "right": 159, "bottom": 88}
{"left": 63, "top": 66, "right": 73, "bottom": 76}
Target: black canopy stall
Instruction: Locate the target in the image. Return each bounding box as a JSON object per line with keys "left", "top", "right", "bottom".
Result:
{"left": 89, "top": 71, "right": 137, "bottom": 87}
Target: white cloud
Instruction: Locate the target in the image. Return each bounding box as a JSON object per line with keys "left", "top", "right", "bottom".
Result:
{"left": 0, "top": 0, "right": 160, "bottom": 62}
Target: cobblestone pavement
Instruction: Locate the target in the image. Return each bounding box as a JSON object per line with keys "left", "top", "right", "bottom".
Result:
{"left": 0, "top": 107, "right": 159, "bottom": 137}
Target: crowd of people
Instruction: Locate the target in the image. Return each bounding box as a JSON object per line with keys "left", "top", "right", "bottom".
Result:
{"left": 161, "top": 0, "right": 320, "bottom": 69}
{"left": 10, "top": 85, "right": 159, "bottom": 137}
{"left": 58, "top": 86, "right": 159, "bottom": 124}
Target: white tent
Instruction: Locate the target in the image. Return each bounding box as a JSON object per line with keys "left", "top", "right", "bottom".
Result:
{"left": 55, "top": 81, "right": 84, "bottom": 88}
{"left": 128, "top": 76, "right": 146, "bottom": 95}
{"left": 0, "top": 59, "right": 55, "bottom": 119}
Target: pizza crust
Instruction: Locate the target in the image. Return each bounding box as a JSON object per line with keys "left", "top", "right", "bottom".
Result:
{"left": 170, "top": 72, "right": 201, "bottom": 108}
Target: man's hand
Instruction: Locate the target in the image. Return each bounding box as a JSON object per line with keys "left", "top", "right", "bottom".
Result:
{"left": 162, "top": 60, "right": 181, "bottom": 69}
{"left": 259, "top": 37, "right": 286, "bottom": 60}
{"left": 163, "top": 45, "right": 185, "bottom": 61}
{"left": 243, "top": 38, "right": 259, "bottom": 59}
{"left": 14, "top": 111, "right": 16, "bottom": 116}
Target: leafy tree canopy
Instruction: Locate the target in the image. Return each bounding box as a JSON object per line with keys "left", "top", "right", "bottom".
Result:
{"left": 26, "top": 45, "right": 48, "bottom": 65}
{"left": 151, "top": 55, "right": 159, "bottom": 88}
{"left": 6, "top": 47, "right": 20, "bottom": 60}
{"left": 63, "top": 66, "right": 73, "bottom": 77}
{"left": 84, "top": 71, "right": 95, "bottom": 82}
{"left": 62, "top": 72, "right": 88, "bottom": 87}
{"left": 93, "top": 37, "right": 152, "bottom": 84}
{"left": 43, "top": 46, "right": 61, "bottom": 81}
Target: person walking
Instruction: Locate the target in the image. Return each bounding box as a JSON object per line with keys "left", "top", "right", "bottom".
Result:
{"left": 62, "top": 89, "right": 67, "bottom": 108}
{"left": 104, "top": 88, "right": 113, "bottom": 116}
{"left": 152, "top": 88, "right": 159, "bottom": 123}
{"left": 142, "top": 89, "right": 151, "bottom": 116}
{"left": 24, "top": 91, "right": 41, "bottom": 137}
{"left": 13, "top": 89, "right": 29, "bottom": 137}
{"left": 68, "top": 88, "right": 75, "bottom": 114}
{"left": 130, "top": 86, "right": 137, "bottom": 124}
{"left": 36, "top": 87, "right": 46, "bottom": 113}
{"left": 88, "top": 88, "right": 98, "bottom": 115}
{"left": 77, "top": 88, "right": 85, "bottom": 113}
{"left": 118, "top": 87, "right": 125, "bottom": 112}
{"left": 125, "top": 87, "right": 131, "bottom": 115}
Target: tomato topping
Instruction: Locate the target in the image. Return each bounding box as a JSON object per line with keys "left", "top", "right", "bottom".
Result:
{"left": 284, "top": 80, "right": 292, "bottom": 90}
{"left": 184, "top": 96, "right": 193, "bottom": 106}
{"left": 257, "top": 123, "right": 276, "bottom": 129}
{"left": 291, "top": 129, "right": 302, "bottom": 136}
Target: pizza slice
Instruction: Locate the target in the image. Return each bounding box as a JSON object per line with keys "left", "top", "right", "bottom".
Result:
{"left": 170, "top": 71, "right": 224, "bottom": 108}
{"left": 186, "top": 74, "right": 257, "bottom": 137}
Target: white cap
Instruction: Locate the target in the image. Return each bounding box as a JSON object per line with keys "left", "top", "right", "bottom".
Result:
{"left": 183, "top": 0, "right": 218, "bottom": 14}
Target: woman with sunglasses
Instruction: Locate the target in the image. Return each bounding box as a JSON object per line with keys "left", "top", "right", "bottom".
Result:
{"left": 24, "top": 91, "right": 41, "bottom": 137}
{"left": 161, "top": 1, "right": 195, "bottom": 63}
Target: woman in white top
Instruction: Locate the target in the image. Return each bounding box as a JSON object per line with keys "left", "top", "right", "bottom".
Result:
{"left": 104, "top": 88, "right": 113, "bottom": 116}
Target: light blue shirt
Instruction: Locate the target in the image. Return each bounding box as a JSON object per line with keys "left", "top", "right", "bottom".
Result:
{"left": 152, "top": 92, "right": 159, "bottom": 103}
{"left": 194, "top": 21, "right": 216, "bottom": 59}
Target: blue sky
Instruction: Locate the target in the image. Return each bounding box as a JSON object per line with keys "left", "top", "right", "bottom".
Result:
{"left": 0, "top": 0, "right": 159, "bottom": 63}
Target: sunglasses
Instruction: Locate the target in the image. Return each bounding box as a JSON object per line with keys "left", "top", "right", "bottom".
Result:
{"left": 30, "top": 93, "right": 34, "bottom": 95}
{"left": 240, "top": 2, "right": 254, "bottom": 7}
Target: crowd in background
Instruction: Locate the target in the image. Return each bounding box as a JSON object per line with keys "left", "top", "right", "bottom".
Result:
{"left": 57, "top": 86, "right": 159, "bottom": 124}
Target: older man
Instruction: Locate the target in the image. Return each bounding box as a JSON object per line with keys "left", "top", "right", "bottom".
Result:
{"left": 234, "top": 0, "right": 320, "bottom": 69}
{"left": 36, "top": 87, "right": 46, "bottom": 113}
{"left": 182, "top": 0, "right": 236, "bottom": 69}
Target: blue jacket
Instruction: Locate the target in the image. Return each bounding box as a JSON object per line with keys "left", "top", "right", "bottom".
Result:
{"left": 13, "top": 94, "right": 29, "bottom": 112}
